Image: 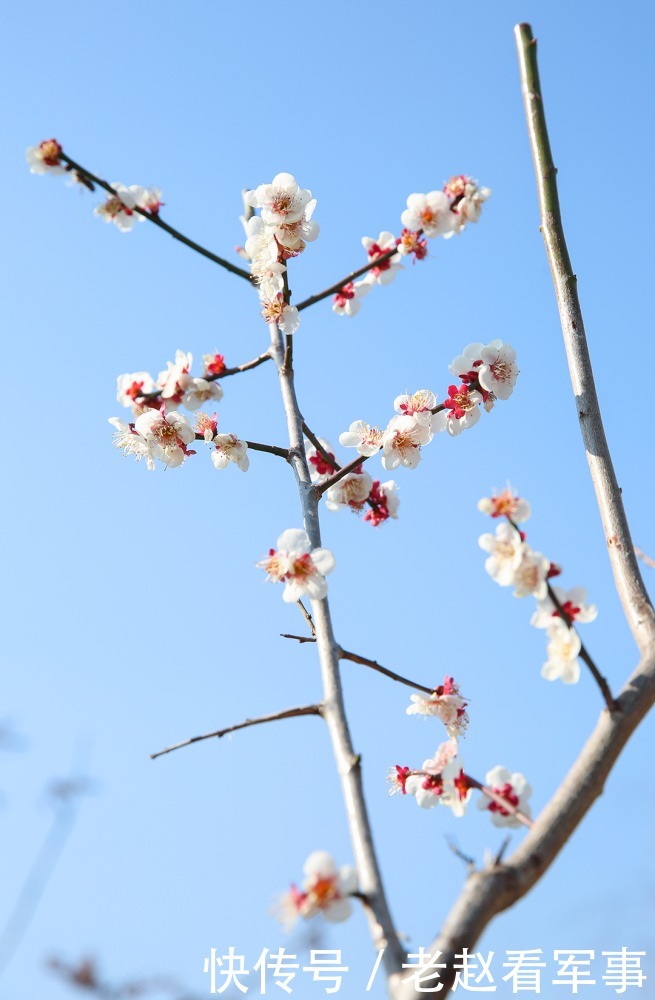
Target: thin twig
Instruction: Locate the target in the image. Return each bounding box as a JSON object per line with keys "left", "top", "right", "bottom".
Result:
{"left": 515, "top": 25, "right": 655, "bottom": 654}
{"left": 339, "top": 649, "right": 435, "bottom": 695}
{"left": 150, "top": 705, "right": 323, "bottom": 760}
{"left": 244, "top": 441, "right": 290, "bottom": 460}
{"left": 60, "top": 152, "right": 253, "bottom": 282}
{"left": 445, "top": 836, "right": 476, "bottom": 871}
{"left": 494, "top": 836, "right": 511, "bottom": 866}
{"left": 296, "top": 600, "right": 317, "bottom": 637}
{"left": 295, "top": 247, "right": 398, "bottom": 312}
{"left": 315, "top": 454, "right": 372, "bottom": 497}
{"left": 281, "top": 633, "right": 317, "bottom": 644}
{"left": 635, "top": 546, "right": 655, "bottom": 570}
{"left": 302, "top": 422, "right": 340, "bottom": 470}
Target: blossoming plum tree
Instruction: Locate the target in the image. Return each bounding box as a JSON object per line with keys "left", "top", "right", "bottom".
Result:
{"left": 25, "top": 23, "right": 655, "bottom": 999}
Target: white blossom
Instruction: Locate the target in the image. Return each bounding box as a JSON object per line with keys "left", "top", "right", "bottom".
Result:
{"left": 26, "top": 139, "right": 65, "bottom": 175}
{"left": 478, "top": 486, "right": 531, "bottom": 523}
{"left": 116, "top": 371, "right": 156, "bottom": 409}
{"left": 325, "top": 472, "right": 373, "bottom": 512}
{"left": 478, "top": 765, "right": 532, "bottom": 828}
{"left": 339, "top": 420, "right": 383, "bottom": 457}
{"left": 134, "top": 408, "right": 195, "bottom": 468}
{"left": 531, "top": 587, "right": 598, "bottom": 629}
{"left": 479, "top": 521, "right": 525, "bottom": 586}
{"left": 305, "top": 438, "right": 338, "bottom": 484}
{"left": 381, "top": 414, "right": 433, "bottom": 470}
{"left": 108, "top": 417, "right": 155, "bottom": 470}
{"left": 477, "top": 340, "right": 519, "bottom": 400}
{"left": 258, "top": 528, "right": 335, "bottom": 603}
{"left": 332, "top": 280, "right": 372, "bottom": 317}
{"left": 275, "top": 851, "right": 357, "bottom": 931}
{"left": 94, "top": 183, "right": 146, "bottom": 232}
{"left": 183, "top": 377, "right": 224, "bottom": 412}
{"left": 541, "top": 621, "right": 582, "bottom": 684}
{"left": 512, "top": 546, "right": 550, "bottom": 599}
{"left": 394, "top": 389, "right": 436, "bottom": 415}
{"left": 210, "top": 434, "right": 249, "bottom": 472}
{"left": 247, "top": 173, "right": 313, "bottom": 227}
{"left": 361, "top": 232, "right": 403, "bottom": 286}
{"left": 401, "top": 191, "right": 455, "bottom": 238}
{"left": 406, "top": 677, "right": 469, "bottom": 738}
{"left": 443, "top": 175, "right": 491, "bottom": 236}
{"left": 157, "top": 350, "right": 194, "bottom": 408}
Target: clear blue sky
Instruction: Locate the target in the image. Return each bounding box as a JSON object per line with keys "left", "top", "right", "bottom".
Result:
{"left": 2, "top": 2, "right": 654, "bottom": 998}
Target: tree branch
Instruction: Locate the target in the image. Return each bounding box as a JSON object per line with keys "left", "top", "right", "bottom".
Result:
{"left": 339, "top": 649, "right": 435, "bottom": 696}
{"left": 150, "top": 705, "right": 323, "bottom": 760}
{"left": 60, "top": 152, "right": 253, "bottom": 282}
{"left": 267, "top": 314, "right": 405, "bottom": 976}
{"left": 515, "top": 24, "right": 655, "bottom": 654}
{"left": 315, "top": 454, "right": 372, "bottom": 497}
{"left": 295, "top": 247, "right": 398, "bottom": 313}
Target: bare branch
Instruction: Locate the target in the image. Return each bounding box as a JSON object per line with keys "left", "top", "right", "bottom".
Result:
{"left": 267, "top": 313, "right": 405, "bottom": 975}
{"left": 244, "top": 441, "right": 290, "bottom": 460}
{"left": 515, "top": 24, "right": 655, "bottom": 654}
{"left": 295, "top": 247, "right": 399, "bottom": 313}
{"left": 280, "top": 633, "right": 317, "bottom": 644}
{"left": 296, "top": 599, "right": 317, "bottom": 637}
{"left": 315, "top": 454, "right": 372, "bottom": 498}
{"left": 60, "top": 151, "right": 253, "bottom": 282}
{"left": 340, "top": 649, "right": 435, "bottom": 695}
{"left": 150, "top": 705, "right": 323, "bottom": 760}
{"left": 635, "top": 546, "right": 655, "bottom": 570}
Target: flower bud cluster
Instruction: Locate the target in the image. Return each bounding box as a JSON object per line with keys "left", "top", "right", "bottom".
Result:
{"left": 478, "top": 488, "right": 597, "bottom": 684}
{"left": 333, "top": 176, "right": 489, "bottom": 318}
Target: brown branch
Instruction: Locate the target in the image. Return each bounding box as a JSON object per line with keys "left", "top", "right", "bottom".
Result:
{"left": 515, "top": 26, "right": 655, "bottom": 654}
{"left": 315, "top": 454, "right": 372, "bottom": 497}
{"left": 59, "top": 152, "right": 253, "bottom": 282}
{"left": 244, "top": 441, "right": 290, "bottom": 460}
{"left": 281, "top": 633, "right": 317, "bottom": 644}
{"left": 339, "top": 649, "right": 435, "bottom": 695}
{"left": 150, "top": 705, "right": 323, "bottom": 760}
{"left": 296, "top": 599, "right": 317, "bottom": 637}
{"left": 295, "top": 247, "right": 398, "bottom": 312}
{"left": 302, "top": 422, "right": 341, "bottom": 471}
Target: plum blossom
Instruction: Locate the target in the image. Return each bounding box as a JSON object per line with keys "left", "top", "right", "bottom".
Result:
{"left": 332, "top": 279, "right": 371, "bottom": 317}
{"left": 339, "top": 420, "right": 383, "bottom": 457}
{"left": 443, "top": 175, "right": 492, "bottom": 236}
{"left": 361, "top": 232, "right": 403, "bottom": 286}
{"left": 94, "top": 183, "right": 145, "bottom": 232}
{"left": 157, "top": 350, "right": 193, "bottom": 407}
{"left": 444, "top": 384, "right": 482, "bottom": 435}
{"left": 210, "top": 434, "right": 249, "bottom": 472}
{"left": 477, "top": 341, "right": 519, "bottom": 400}
{"left": 275, "top": 851, "right": 357, "bottom": 931}
{"left": 247, "top": 173, "right": 313, "bottom": 227}
{"left": 244, "top": 215, "right": 284, "bottom": 290}
{"left": 387, "top": 765, "right": 412, "bottom": 796}
{"left": 203, "top": 353, "right": 226, "bottom": 377}
{"left": 395, "top": 229, "right": 428, "bottom": 261}
{"left": 363, "top": 480, "right": 400, "bottom": 526}
{"left": 137, "top": 187, "right": 164, "bottom": 214}
{"left": 261, "top": 294, "right": 300, "bottom": 335}
{"left": 259, "top": 529, "right": 335, "bottom": 603}
{"left": 531, "top": 587, "right": 598, "bottom": 629}
{"left": 394, "top": 389, "right": 436, "bottom": 415}
{"left": 404, "top": 740, "right": 471, "bottom": 816}
{"left": 108, "top": 417, "right": 155, "bottom": 470}
{"left": 183, "top": 377, "right": 224, "bottom": 412}
{"left": 116, "top": 371, "right": 156, "bottom": 410}
{"left": 26, "top": 139, "right": 65, "bottom": 175}
{"left": 325, "top": 472, "right": 373, "bottom": 512}
{"left": 478, "top": 766, "right": 532, "bottom": 828}
{"left": 541, "top": 621, "right": 582, "bottom": 684}
{"left": 406, "top": 677, "right": 469, "bottom": 738}
{"left": 478, "top": 486, "right": 531, "bottom": 523}
{"left": 512, "top": 546, "right": 550, "bottom": 599}
{"left": 401, "top": 191, "right": 455, "bottom": 238}
{"left": 134, "top": 408, "right": 195, "bottom": 468}
{"left": 449, "top": 343, "right": 485, "bottom": 380}
{"left": 305, "top": 438, "right": 338, "bottom": 484}
{"left": 381, "top": 414, "right": 433, "bottom": 470}
{"left": 479, "top": 521, "right": 525, "bottom": 586}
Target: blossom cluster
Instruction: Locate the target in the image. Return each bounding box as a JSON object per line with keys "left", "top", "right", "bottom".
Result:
{"left": 26, "top": 137, "right": 163, "bottom": 232}
{"left": 333, "top": 176, "right": 490, "bottom": 318}
{"left": 109, "top": 350, "right": 249, "bottom": 471}
{"left": 242, "top": 173, "right": 318, "bottom": 335}
{"left": 275, "top": 851, "right": 357, "bottom": 931}
{"left": 304, "top": 436, "right": 400, "bottom": 529}
{"left": 478, "top": 487, "right": 597, "bottom": 684}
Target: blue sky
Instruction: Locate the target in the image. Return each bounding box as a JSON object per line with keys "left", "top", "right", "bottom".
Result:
{"left": 2, "top": 2, "right": 655, "bottom": 998}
